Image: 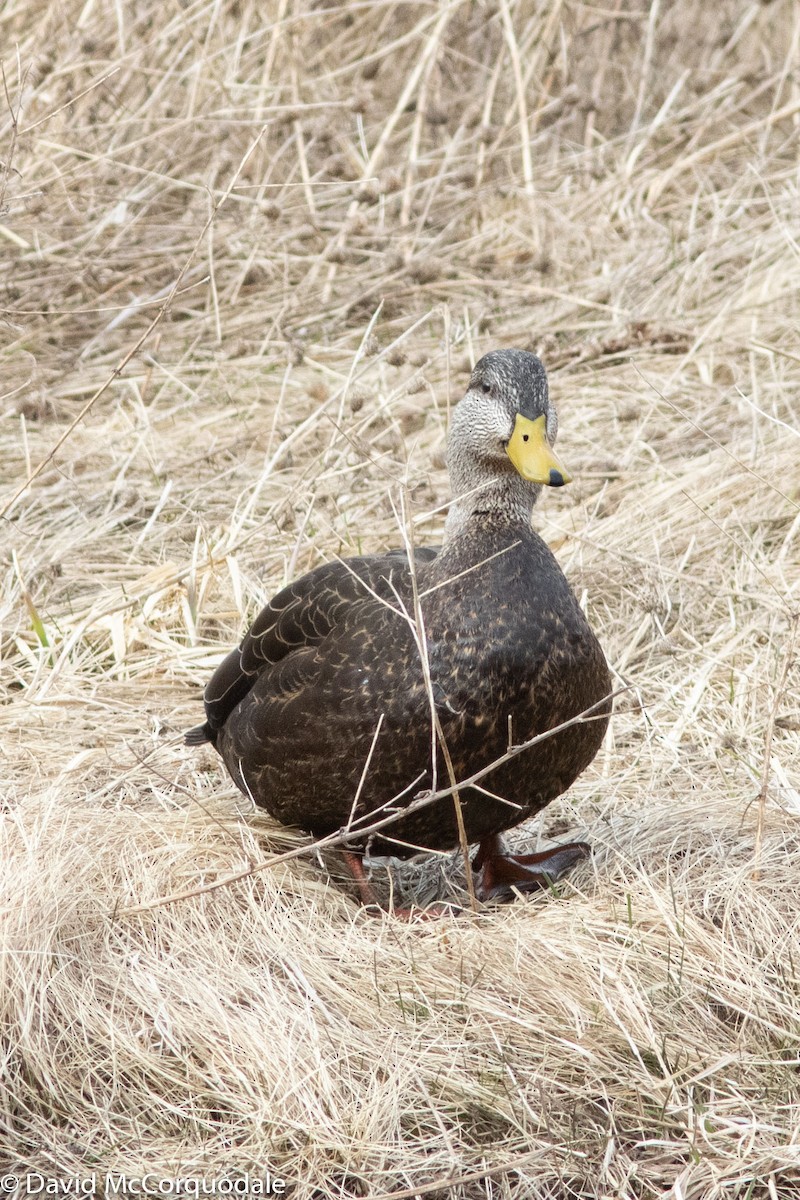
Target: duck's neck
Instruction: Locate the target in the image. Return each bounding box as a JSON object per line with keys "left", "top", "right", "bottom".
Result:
{"left": 443, "top": 472, "right": 541, "bottom": 543}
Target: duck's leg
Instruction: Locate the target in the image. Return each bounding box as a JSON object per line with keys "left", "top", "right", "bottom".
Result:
{"left": 474, "top": 834, "right": 590, "bottom": 902}
{"left": 341, "top": 849, "right": 381, "bottom": 907}
{"left": 341, "top": 850, "right": 461, "bottom": 919}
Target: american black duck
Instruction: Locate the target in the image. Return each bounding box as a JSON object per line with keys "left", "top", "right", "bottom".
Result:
{"left": 187, "top": 349, "right": 612, "bottom": 908}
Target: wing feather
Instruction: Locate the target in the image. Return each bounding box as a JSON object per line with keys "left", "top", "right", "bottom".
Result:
{"left": 193, "top": 547, "right": 438, "bottom": 742}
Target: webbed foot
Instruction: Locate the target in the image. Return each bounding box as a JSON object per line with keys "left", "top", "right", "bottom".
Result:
{"left": 474, "top": 835, "right": 590, "bottom": 903}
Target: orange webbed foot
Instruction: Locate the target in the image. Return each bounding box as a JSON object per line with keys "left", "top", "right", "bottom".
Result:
{"left": 474, "top": 836, "right": 590, "bottom": 903}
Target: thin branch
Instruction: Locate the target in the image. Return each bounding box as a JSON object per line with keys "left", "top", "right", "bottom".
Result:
{"left": 118, "top": 688, "right": 627, "bottom": 916}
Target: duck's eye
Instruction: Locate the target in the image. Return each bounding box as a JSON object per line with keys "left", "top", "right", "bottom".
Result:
{"left": 522, "top": 434, "right": 529, "bottom": 442}
{"left": 480, "top": 381, "right": 491, "bottom": 394}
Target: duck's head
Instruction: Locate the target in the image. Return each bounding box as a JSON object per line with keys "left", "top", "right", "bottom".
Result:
{"left": 445, "top": 349, "right": 570, "bottom": 535}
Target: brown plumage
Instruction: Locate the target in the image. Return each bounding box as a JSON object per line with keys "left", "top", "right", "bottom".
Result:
{"left": 187, "top": 349, "right": 611, "bottom": 905}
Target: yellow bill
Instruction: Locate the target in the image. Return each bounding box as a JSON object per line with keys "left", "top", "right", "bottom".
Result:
{"left": 506, "top": 413, "right": 572, "bottom": 486}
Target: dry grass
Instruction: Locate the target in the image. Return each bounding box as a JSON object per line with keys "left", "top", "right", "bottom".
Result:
{"left": 2, "top": 0, "right": 800, "bottom": 1195}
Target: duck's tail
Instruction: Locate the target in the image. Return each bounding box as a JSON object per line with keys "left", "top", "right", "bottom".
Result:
{"left": 184, "top": 722, "right": 214, "bottom": 747}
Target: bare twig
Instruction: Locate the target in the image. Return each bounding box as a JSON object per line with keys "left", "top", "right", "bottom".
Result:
{"left": 119, "top": 690, "right": 625, "bottom": 916}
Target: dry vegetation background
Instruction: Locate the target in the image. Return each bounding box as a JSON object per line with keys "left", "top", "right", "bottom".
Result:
{"left": 2, "top": 0, "right": 800, "bottom": 1195}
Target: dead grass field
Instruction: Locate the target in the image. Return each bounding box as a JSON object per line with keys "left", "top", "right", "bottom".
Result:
{"left": 2, "top": 1, "right": 800, "bottom": 1195}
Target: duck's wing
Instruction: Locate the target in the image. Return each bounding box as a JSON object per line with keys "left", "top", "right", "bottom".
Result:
{"left": 185, "top": 547, "right": 438, "bottom": 746}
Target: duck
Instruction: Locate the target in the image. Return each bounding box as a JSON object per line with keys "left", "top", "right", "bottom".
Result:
{"left": 186, "top": 349, "right": 612, "bottom": 909}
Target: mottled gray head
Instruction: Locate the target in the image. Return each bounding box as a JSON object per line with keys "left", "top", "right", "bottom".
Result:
{"left": 447, "top": 347, "right": 567, "bottom": 482}
{"left": 469, "top": 349, "right": 553, "bottom": 427}
{"left": 443, "top": 348, "right": 570, "bottom": 538}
